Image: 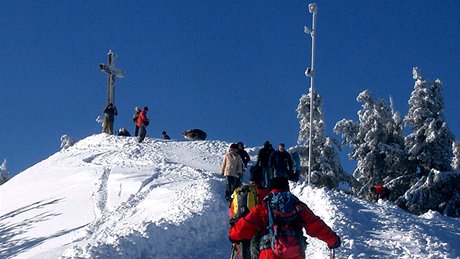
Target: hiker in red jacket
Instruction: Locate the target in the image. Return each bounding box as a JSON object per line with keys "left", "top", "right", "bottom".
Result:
{"left": 137, "top": 106, "right": 149, "bottom": 143}
{"left": 229, "top": 178, "right": 341, "bottom": 259}
{"left": 370, "top": 185, "right": 391, "bottom": 201}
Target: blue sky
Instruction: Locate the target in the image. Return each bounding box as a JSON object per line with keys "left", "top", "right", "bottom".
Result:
{"left": 1, "top": 1, "right": 459, "bottom": 175}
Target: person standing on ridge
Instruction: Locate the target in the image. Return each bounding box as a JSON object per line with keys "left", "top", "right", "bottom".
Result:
{"left": 162, "top": 131, "right": 171, "bottom": 140}
{"left": 137, "top": 106, "right": 149, "bottom": 143}
{"left": 222, "top": 143, "right": 243, "bottom": 201}
{"left": 103, "top": 103, "right": 118, "bottom": 135}
{"left": 132, "top": 107, "right": 141, "bottom": 137}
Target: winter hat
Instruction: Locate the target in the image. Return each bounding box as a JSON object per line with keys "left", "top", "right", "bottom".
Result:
{"left": 229, "top": 143, "right": 238, "bottom": 150}
{"left": 264, "top": 141, "right": 271, "bottom": 148}
{"left": 144, "top": 106, "right": 149, "bottom": 111}
{"left": 270, "top": 177, "right": 290, "bottom": 191}
{"left": 135, "top": 107, "right": 140, "bottom": 112}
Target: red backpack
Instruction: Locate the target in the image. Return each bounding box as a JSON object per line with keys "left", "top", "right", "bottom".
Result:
{"left": 261, "top": 191, "right": 307, "bottom": 258}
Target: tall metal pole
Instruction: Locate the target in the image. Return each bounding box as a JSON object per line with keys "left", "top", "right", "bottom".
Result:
{"left": 306, "top": 3, "right": 317, "bottom": 185}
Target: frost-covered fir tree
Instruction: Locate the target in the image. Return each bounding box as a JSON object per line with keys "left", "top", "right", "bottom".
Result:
{"left": 396, "top": 68, "right": 459, "bottom": 217}
{"left": 334, "top": 90, "right": 413, "bottom": 199}
{"left": 404, "top": 68, "right": 454, "bottom": 175}
{"left": 0, "top": 159, "right": 11, "bottom": 185}
{"left": 382, "top": 97, "right": 418, "bottom": 199}
{"left": 296, "top": 88, "right": 346, "bottom": 189}
{"left": 396, "top": 169, "right": 460, "bottom": 217}
{"left": 452, "top": 141, "right": 460, "bottom": 170}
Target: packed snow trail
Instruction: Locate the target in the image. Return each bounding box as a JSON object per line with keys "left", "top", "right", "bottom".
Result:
{"left": 0, "top": 134, "right": 459, "bottom": 259}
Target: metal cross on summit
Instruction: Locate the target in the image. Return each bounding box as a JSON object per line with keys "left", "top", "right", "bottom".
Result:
{"left": 99, "top": 50, "right": 125, "bottom": 105}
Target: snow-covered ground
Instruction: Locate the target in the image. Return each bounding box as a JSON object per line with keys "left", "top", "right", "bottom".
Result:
{"left": 0, "top": 134, "right": 459, "bottom": 259}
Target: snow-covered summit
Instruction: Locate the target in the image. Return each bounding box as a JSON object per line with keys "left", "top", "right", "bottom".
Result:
{"left": 0, "top": 134, "right": 459, "bottom": 258}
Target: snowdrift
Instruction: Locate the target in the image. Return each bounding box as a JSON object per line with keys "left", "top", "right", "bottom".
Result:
{"left": 0, "top": 134, "right": 459, "bottom": 259}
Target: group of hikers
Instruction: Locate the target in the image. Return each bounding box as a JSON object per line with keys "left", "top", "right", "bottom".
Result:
{"left": 102, "top": 104, "right": 211, "bottom": 143}
{"left": 222, "top": 141, "right": 301, "bottom": 201}
{"left": 221, "top": 140, "right": 396, "bottom": 258}
{"left": 102, "top": 103, "right": 170, "bottom": 143}
{"left": 221, "top": 141, "right": 341, "bottom": 259}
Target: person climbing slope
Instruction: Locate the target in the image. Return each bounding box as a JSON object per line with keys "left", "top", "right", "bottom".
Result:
{"left": 222, "top": 143, "right": 243, "bottom": 201}
{"left": 229, "top": 178, "right": 341, "bottom": 259}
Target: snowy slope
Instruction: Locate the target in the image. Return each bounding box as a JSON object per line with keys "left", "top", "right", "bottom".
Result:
{"left": 0, "top": 134, "right": 459, "bottom": 259}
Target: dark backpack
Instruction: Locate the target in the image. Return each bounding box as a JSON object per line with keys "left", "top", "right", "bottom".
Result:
{"left": 262, "top": 192, "right": 306, "bottom": 258}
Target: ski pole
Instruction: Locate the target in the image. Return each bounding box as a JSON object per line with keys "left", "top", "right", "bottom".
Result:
{"left": 330, "top": 248, "right": 335, "bottom": 259}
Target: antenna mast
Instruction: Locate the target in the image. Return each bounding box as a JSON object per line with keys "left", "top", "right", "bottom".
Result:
{"left": 304, "top": 3, "right": 317, "bottom": 185}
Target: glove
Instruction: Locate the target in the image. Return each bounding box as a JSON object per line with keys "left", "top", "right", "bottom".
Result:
{"left": 229, "top": 217, "right": 237, "bottom": 226}
{"left": 329, "top": 237, "right": 341, "bottom": 249}
{"left": 230, "top": 206, "right": 250, "bottom": 226}
{"left": 236, "top": 206, "right": 249, "bottom": 218}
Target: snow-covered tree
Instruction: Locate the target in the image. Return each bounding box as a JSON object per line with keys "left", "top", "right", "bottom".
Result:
{"left": 0, "top": 159, "right": 11, "bottom": 185}
{"left": 334, "top": 90, "right": 414, "bottom": 199}
{"left": 404, "top": 68, "right": 454, "bottom": 175}
{"left": 396, "top": 169, "right": 460, "bottom": 217}
{"left": 296, "top": 88, "right": 347, "bottom": 189}
{"left": 60, "top": 135, "right": 75, "bottom": 150}
{"left": 396, "top": 68, "right": 458, "bottom": 218}
{"left": 451, "top": 141, "right": 460, "bottom": 171}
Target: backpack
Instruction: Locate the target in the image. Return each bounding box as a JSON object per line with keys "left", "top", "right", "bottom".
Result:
{"left": 262, "top": 192, "right": 306, "bottom": 258}
{"left": 229, "top": 184, "right": 259, "bottom": 259}
{"left": 229, "top": 184, "right": 259, "bottom": 219}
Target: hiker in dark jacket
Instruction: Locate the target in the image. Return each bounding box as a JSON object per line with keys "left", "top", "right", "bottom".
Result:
{"left": 103, "top": 103, "right": 118, "bottom": 135}
{"left": 118, "top": 128, "right": 131, "bottom": 137}
{"left": 133, "top": 107, "right": 141, "bottom": 137}
{"left": 162, "top": 131, "right": 171, "bottom": 140}
{"left": 257, "top": 141, "right": 274, "bottom": 168}
{"left": 237, "top": 142, "right": 251, "bottom": 170}
{"left": 256, "top": 141, "right": 274, "bottom": 187}
{"left": 269, "top": 143, "right": 293, "bottom": 180}
{"left": 229, "top": 178, "right": 341, "bottom": 259}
